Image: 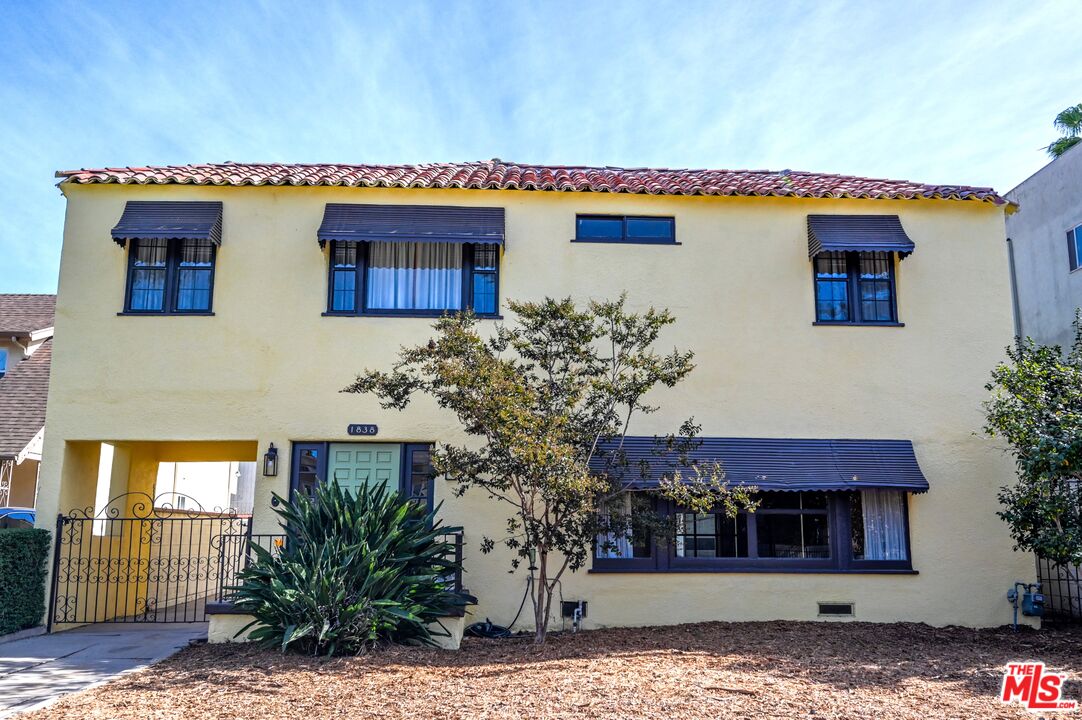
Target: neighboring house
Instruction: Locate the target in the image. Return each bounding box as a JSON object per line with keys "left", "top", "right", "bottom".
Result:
{"left": 1005, "top": 141, "right": 1082, "bottom": 347}
{"left": 38, "top": 160, "right": 1033, "bottom": 631}
{"left": 0, "top": 294, "right": 55, "bottom": 525}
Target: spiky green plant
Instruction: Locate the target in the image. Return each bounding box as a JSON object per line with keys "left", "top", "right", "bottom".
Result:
{"left": 230, "top": 480, "right": 466, "bottom": 656}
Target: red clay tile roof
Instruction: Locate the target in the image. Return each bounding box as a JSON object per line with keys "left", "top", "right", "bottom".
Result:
{"left": 0, "top": 339, "right": 51, "bottom": 458}
{"left": 0, "top": 294, "right": 56, "bottom": 336}
{"left": 56, "top": 160, "right": 1007, "bottom": 205}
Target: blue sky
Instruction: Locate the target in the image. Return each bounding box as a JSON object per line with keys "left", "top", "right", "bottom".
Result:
{"left": 1, "top": 0, "right": 1078, "bottom": 293}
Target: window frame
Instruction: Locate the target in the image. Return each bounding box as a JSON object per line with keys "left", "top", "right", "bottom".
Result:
{"left": 122, "top": 238, "right": 217, "bottom": 315}
{"left": 812, "top": 250, "right": 900, "bottom": 326}
{"left": 323, "top": 240, "right": 501, "bottom": 318}
{"left": 573, "top": 215, "right": 678, "bottom": 245}
{"left": 1068, "top": 224, "right": 1082, "bottom": 272}
{"left": 592, "top": 491, "right": 914, "bottom": 574}
{"left": 288, "top": 441, "right": 436, "bottom": 513}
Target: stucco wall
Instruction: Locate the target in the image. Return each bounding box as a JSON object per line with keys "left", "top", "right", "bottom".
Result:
{"left": 1006, "top": 142, "right": 1082, "bottom": 348}
{"left": 38, "top": 183, "right": 1033, "bottom": 629}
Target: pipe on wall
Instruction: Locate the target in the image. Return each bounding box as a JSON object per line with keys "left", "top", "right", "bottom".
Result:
{"left": 1006, "top": 237, "right": 1023, "bottom": 340}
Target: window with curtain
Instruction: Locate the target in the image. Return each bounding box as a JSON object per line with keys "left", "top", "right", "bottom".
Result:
{"left": 367, "top": 241, "right": 462, "bottom": 311}
{"left": 595, "top": 493, "right": 653, "bottom": 559}
{"left": 595, "top": 490, "right": 913, "bottom": 572}
{"left": 126, "top": 238, "right": 215, "bottom": 314}
{"left": 813, "top": 250, "right": 897, "bottom": 324}
{"left": 327, "top": 241, "right": 500, "bottom": 316}
{"left": 849, "top": 489, "right": 909, "bottom": 561}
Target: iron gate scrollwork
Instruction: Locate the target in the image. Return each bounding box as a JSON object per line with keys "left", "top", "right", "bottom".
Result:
{"left": 49, "top": 492, "right": 251, "bottom": 628}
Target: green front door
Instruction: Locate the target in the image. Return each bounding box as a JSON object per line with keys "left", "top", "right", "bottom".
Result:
{"left": 328, "top": 443, "right": 402, "bottom": 496}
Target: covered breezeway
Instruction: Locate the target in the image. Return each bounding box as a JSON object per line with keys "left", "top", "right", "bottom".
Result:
{"left": 47, "top": 441, "right": 259, "bottom": 630}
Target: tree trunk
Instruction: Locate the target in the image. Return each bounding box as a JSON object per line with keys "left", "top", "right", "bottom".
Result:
{"left": 534, "top": 550, "right": 549, "bottom": 643}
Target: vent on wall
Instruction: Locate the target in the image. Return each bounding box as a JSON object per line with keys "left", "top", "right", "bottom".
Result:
{"left": 818, "top": 602, "right": 855, "bottom": 617}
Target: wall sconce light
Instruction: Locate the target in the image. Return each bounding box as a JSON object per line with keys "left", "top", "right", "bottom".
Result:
{"left": 263, "top": 443, "right": 279, "bottom": 477}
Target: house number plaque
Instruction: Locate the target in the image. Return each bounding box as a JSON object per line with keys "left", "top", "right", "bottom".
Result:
{"left": 347, "top": 424, "right": 379, "bottom": 436}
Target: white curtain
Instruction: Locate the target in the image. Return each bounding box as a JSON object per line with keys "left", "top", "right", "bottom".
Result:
{"left": 366, "top": 241, "right": 463, "bottom": 310}
{"left": 596, "top": 493, "right": 634, "bottom": 559}
{"left": 861, "top": 489, "right": 908, "bottom": 560}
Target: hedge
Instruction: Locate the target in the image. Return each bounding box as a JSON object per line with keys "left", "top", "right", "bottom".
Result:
{"left": 0, "top": 529, "right": 51, "bottom": 635}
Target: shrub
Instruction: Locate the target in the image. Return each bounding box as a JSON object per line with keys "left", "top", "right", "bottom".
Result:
{"left": 231, "top": 480, "right": 466, "bottom": 656}
{"left": 0, "top": 528, "right": 51, "bottom": 635}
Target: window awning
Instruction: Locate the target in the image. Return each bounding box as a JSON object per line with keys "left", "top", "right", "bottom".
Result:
{"left": 807, "top": 215, "right": 915, "bottom": 258}
{"left": 591, "top": 437, "right": 930, "bottom": 493}
{"left": 317, "top": 204, "right": 505, "bottom": 248}
{"left": 111, "top": 201, "right": 223, "bottom": 247}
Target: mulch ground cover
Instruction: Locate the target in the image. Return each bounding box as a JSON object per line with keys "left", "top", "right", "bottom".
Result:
{"left": 27, "top": 621, "right": 1082, "bottom": 719}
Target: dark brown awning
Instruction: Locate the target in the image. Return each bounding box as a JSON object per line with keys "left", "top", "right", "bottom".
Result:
{"left": 111, "top": 201, "right": 223, "bottom": 247}
{"left": 592, "top": 437, "right": 930, "bottom": 493}
{"left": 317, "top": 204, "right": 505, "bottom": 248}
{"left": 808, "top": 215, "right": 915, "bottom": 258}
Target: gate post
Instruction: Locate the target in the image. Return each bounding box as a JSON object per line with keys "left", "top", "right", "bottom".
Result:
{"left": 46, "top": 513, "right": 63, "bottom": 633}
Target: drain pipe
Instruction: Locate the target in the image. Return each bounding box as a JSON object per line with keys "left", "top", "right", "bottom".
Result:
{"left": 1005, "top": 237, "right": 1023, "bottom": 340}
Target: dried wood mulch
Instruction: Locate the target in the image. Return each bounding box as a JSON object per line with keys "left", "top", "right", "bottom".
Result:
{"left": 26, "top": 621, "right": 1082, "bottom": 719}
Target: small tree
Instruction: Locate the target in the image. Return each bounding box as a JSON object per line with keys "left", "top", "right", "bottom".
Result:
{"left": 345, "top": 296, "right": 754, "bottom": 643}
{"left": 984, "top": 313, "right": 1082, "bottom": 569}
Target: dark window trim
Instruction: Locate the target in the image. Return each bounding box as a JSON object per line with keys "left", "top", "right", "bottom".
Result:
{"left": 402, "top": 442, "right": 436, "bottom": 514}
{"left": 811, "top": 250, "right": 899, "bottom": 326}
{"left": 123, "top": 238, "right": 217, "bottom": 315}
{"left": 573, "top": 215, "right": 678, "bottom": 245}
{"left": 1068, "top": 224, "right": 1082, "bottom": 272}
{"left": 325, "top": 240, "right": 501, "bottom": 317}
{"left": 592, "top": 491, "right": 913, "bottom": 574}
{"left": 289, "top": 440, "right": 436, "bottom": 508}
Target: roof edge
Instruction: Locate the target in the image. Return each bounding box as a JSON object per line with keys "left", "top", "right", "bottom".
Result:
{"left": 54, "top": 161, "right": 1009, "bottom": 206}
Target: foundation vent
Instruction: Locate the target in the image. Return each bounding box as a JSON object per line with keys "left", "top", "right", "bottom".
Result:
{"left": 817, "top": 602, "right": 855, "bottom": 617}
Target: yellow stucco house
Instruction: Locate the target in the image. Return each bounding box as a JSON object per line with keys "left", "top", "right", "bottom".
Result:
{"left": 37, "top": 160, "right": 1037, "bottom": 632}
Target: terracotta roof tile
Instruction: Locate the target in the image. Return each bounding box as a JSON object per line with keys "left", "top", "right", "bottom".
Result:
{"left": 0, "top": 339, "right": 51, "bottom": 458}
{"left": 0, "top": 294, "right": 55, "bottom": 335}
{"left": 56, "top": 160, "right": 1007, "bottom": 205}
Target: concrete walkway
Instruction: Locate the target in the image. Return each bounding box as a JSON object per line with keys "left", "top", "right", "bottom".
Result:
{"left": 0, "top": 623, "right": 206, "bottom": 718}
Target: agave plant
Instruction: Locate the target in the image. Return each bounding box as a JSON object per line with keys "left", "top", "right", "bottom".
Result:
{"left": 230, "top": 480, "right": 467, "bottom": 656}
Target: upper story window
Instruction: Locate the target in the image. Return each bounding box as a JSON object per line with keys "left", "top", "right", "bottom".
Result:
{"left": 0, "top": 348, "right": 7, "bottom": 378}
{"left": 814, "top": 250, "right": 897, "bottom": 324}
{"left": 318, "top": 204, "right": 504, "bottom": 317}
{"left": 575, "top": 215, "right": 676, "bottom": 244}
{"left": 807, "top": 215, "right": 914, "bottom": 326}
{"left": 1068, "top": 224, "right": 1082, "bottom": 271}
{"left": 125, "top": 238, "right": 216, "bottom": 313}
{"left": 111, "top": 201, "right": 223, "bottom": 316}
{"left": 327, "top": 241, "right": 500, "bottom": 316}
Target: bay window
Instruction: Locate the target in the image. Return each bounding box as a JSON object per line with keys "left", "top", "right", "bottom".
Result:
{"left": 594, "top": 489, "right": 912, "bottom": 572}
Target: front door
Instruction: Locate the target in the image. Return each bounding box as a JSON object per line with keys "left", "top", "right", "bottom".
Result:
{"left": 327, "top": 443, "right": 402, "bottom": 496}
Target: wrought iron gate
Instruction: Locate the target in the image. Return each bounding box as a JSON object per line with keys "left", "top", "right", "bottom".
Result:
{"left": 49, "top": 492, "right": 251, "bottom": 628}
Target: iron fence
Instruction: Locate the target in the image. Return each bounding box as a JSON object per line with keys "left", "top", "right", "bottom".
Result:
{"left": 49, "top": 491, "right": 467, "bottom": 628}
{"left": 1035, "top": 555, "right": 1082, "bottom": 625}
{"left": 49, "top": 492, "right": 250, "bottom": 628}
